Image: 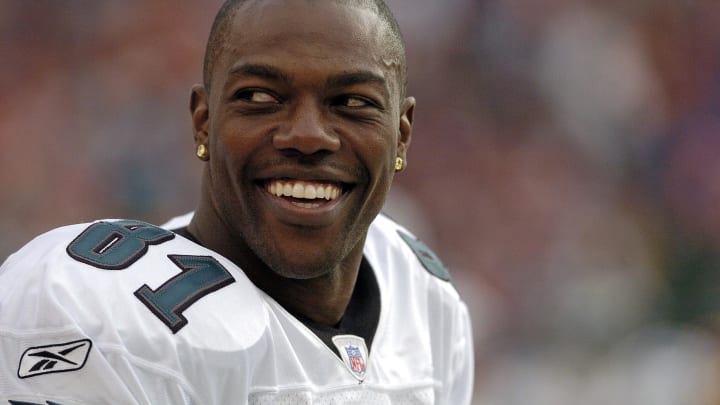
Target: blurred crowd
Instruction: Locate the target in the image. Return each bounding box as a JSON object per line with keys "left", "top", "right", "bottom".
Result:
{"left": 2, "top": 0, "right": 720, "bottom": 403}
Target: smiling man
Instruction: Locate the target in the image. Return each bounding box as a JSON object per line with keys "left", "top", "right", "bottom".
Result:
{"left": 0, "top": 1, "right": 473, "bottom": 404}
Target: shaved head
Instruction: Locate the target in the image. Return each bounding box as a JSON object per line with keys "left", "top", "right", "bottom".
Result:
{"left": 202, "top": 0, "right": 407, "bottom": 97}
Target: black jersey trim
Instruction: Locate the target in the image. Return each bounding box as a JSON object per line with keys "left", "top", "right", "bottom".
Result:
{"left": 291, "top": 257, "right": 381, "bottom": 358}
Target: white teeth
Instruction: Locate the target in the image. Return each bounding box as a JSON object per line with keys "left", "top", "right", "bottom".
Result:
{"left": 292, "top": 183, "right": 304, "bottom": 198}
{"left": 266, "top": 180, "right": 342, "bottom": 201}
{"left": 304, "top": 185, "right": 317, "bottom": 199}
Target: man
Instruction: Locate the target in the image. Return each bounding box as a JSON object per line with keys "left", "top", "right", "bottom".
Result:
{"left": 0, "top": 0, "right": 473, "bottom": 403}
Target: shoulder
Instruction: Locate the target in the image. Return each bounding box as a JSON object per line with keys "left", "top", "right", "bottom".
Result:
{"left": 0, "top": 219, "right": 274, "bottom": 400}
{"left": 366, "top": 214, "right": 473, "bottom": 387}
{"left": 0, "top": 222, "right": 97, "bottom": 299}
{"left": 0, "top": 219, "right": 268, "bottom": 349}
{"left": 2, "top": 222, "right": 91, "bottom": 265}
{"left": 366, "top": 213, "right": 459, "bottom": 301}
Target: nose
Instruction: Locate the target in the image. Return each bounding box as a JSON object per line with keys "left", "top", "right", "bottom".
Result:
{"left": 272, "top": 99, "right": 341, "bottom": 155}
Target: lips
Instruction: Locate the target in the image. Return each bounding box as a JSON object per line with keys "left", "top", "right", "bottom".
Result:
{"left": 255, "top": 175, "right": 353, "bottom": 228}
{"left": 252, "top": 159, "right": 363, "bottom": 227}
{"left": 267, "top": 179, "right": 342, "bottom": 201}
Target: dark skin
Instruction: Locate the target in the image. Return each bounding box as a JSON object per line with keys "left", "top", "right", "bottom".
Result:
{"left": 188, "top": 0, "right": 414, "bottom": 326}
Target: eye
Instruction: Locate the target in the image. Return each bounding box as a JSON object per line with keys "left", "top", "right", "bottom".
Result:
{"left": 234, "top": 89, "right": 280, "bottom": 104}
{"left": 345, "top": 97, "right": 369, "bottom": 107}
{"left": 336, "top": 95, "right": 374, "bottom": 108}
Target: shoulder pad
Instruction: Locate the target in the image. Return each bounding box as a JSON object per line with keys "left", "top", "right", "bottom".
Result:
{"left": 397, "top": 230, "right": 451, "bottom": 282}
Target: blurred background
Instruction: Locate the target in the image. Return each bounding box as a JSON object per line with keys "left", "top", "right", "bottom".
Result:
{"left": 2, "top": 0, "right": 720, "bottom": 403}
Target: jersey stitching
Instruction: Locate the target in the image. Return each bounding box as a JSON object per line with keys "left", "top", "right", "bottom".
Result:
{"left": 248, "top": 378, "right": 440, "bottom": 396}
{"left": 95, "top": 343, "right": 202, "bottom": 403}
{"left": 0, "top": 325, "right": 84, "bottom": 338}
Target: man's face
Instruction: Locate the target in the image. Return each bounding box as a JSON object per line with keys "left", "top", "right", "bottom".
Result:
{"left": 194, "top": 0, "right": 414, "bottom": 279}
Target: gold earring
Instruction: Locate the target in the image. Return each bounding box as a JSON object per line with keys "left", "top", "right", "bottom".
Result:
{"left": 395, "top": 157, "right": 404, "bottom": 171}
{"left": 196, "top": 144, "right": 209, "bottom": 161}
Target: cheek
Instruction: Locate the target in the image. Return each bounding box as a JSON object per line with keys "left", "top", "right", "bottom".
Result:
{"left": 208, "top": 139, "right": 249, "bottom": 201}
{"left": 368, "top": 134, "right": 398, "bottom": 175}
{"left": 213, "top": 125, "right": 258, "bottom": 173}
{"left": 362, "top": 135, "right": 397, "bottom": 194}
{"left": 355, "top": 122, "right": 398, "bottom": 163}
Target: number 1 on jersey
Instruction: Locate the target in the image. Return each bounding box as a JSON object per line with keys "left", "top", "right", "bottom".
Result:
{"left": 135, "top": 255, "right": 235, "bottom": 334}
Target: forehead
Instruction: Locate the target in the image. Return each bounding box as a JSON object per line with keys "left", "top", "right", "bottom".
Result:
{"left": 213, "top": 0, "right": 400, "bottom": 92}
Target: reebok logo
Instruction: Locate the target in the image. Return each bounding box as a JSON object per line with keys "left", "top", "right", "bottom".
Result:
{"left": 17, "top": 339, "right": 92, "bottom": 379}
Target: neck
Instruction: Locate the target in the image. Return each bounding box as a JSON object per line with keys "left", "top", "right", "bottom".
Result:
{"left": 188, "top": 196, "right": 363, "bottom": 326}
{"left": 258, "top": 263, "right": 361, "bottom": 325}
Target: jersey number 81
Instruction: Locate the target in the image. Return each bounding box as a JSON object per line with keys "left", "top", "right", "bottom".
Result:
{"left": 67, "top": 220, "right": 235, "bottom": 333}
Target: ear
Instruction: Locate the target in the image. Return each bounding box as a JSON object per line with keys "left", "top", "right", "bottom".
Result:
{"left": 190, "top": 84, "right": 210, "bottom": 149}
{"left": 397, "top": 96, "right": 415, "bottom": 165}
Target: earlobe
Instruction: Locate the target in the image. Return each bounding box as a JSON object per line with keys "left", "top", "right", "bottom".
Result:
{"left": 190, "top": 84, "right": 210, "bottom": 148}
{"left": 397, "top": 96, "right": 415, "bottom": 165}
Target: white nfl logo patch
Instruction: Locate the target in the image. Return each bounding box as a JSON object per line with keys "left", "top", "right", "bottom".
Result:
{"left": 332, "top": 334, "right": 369, "bottom": 381}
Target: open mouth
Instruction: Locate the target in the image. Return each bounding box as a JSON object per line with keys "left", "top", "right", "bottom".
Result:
{"left": 264, "top": 179, "right": 347, "bottom": 209}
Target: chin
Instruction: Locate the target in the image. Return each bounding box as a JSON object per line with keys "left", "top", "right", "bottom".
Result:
{"left": 263, "top": 254, "right": 339, "bottom": 280}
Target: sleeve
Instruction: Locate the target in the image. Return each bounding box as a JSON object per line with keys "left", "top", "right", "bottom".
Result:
{"left": 444, "top": 301, "right": 475, "bottom": 405}
{"left": 0, "top": 329, "right": 196, "bottom": 405}
{"left": 0, "top": 232, "right": 200, "bottom": 405}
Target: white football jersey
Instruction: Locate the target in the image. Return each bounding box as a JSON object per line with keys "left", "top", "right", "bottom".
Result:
{"left": 0, "top": 213, "right": 473, "bottom": 404}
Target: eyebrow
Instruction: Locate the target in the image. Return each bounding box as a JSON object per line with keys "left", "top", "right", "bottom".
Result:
{"left": 227, "top": 63, "right": 389, "bottom": 96}
{"left": 228, "top": 63, "right": 292, "bottom": 85}
{"left": 326, "top": 71, "right": 387, "bottom": 90}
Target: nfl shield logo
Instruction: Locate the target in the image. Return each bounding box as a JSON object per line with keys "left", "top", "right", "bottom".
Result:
{"left": 332, "top": 335, "right": 369, "bottom": 381}
{"left": 345, "top": 345, "right": 366, "bottom": 376}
